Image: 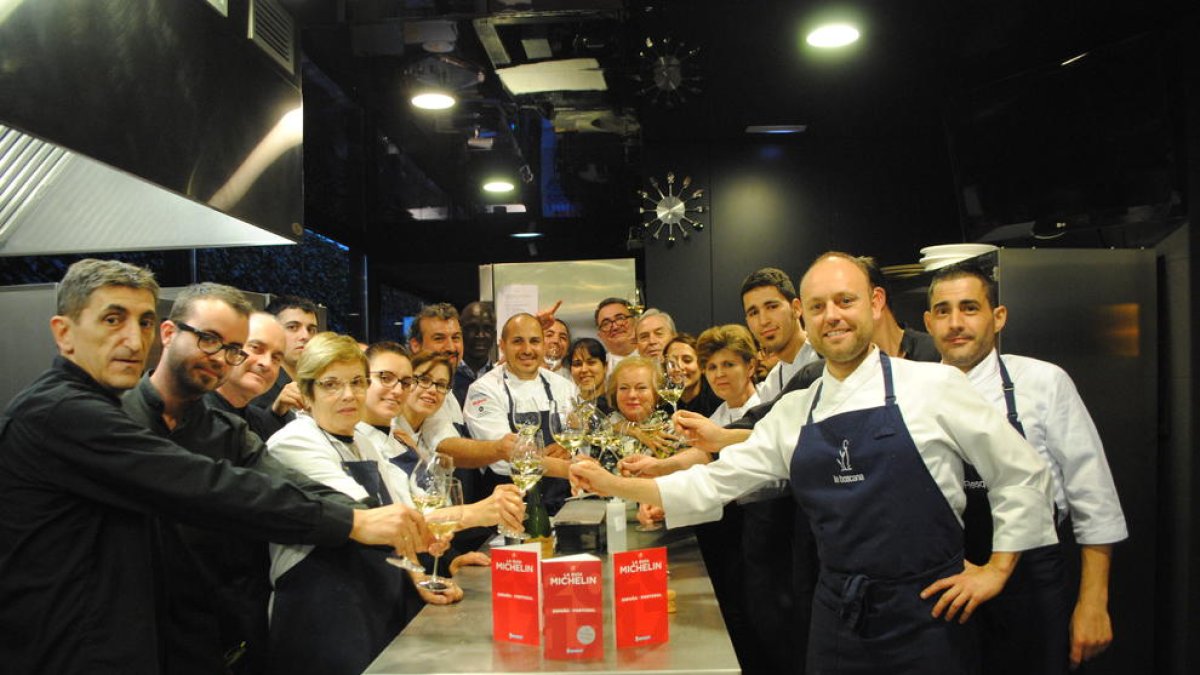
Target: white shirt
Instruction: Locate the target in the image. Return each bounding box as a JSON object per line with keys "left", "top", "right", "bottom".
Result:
{"left": 965, "top": 350, "right": 1128, "bottom": 545}
{"left": 709, "top": 391, "right": 762, "bottom": 427}
{"left": 427, "top": 390, "right": 465, "bottom": 427}
{"left": 756, "top": 341, "right": 820, "bottom": 403}
{"left": 392, "top": 413, "right": 459, "bottom": 462}
{"left": 464, "top": 366, "right": 577, "bottom": 475}
{"left": 265, "top": 417, "right": 413, "bottom": 584}
{"left": 657, "top": 348, "right": 1058, "bottom": 554}
{"left": 606, "top": 348, "right": 639, "bottom": 372}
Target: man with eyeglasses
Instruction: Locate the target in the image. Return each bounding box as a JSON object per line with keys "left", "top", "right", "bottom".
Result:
{"left": 0, "top": 262, "right": 432, "bottom": 675}
{"left": 208, "top": 311, "right": 294, "bottom": 442}
{"left": 595, "top": 297, "right": 639, "bottom": 370}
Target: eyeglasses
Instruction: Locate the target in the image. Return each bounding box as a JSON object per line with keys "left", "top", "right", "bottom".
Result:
{"left": 413, "top": 374, "right": 450, "bottom": 395}
{"left": 314, "top": 376, "right": 369, "bottom": 395}
{"left": 174, "top": 321, "right": 248, "bottom": 366}
{"left": 597, "top": 313, "right": 632, "bottom": 333}
{"left": 372, "top": 371, "right": 416, "bottom": 391}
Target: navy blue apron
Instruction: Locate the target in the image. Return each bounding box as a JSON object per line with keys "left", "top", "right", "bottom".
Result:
{"left": 790, "top": 353, "right": 975, "bottom": 674}
{"left": 487, "top": 372, "right": 570, "bottom": 515}
{"left": 961, "top": 356, "right": 1071, "bottom": 675}
{"left": 268, "top": 435, "right": 421, "bottom": 675}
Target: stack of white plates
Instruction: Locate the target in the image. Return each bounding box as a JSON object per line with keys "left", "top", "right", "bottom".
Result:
{"left": 918, "top": 243, "right": 998, "bottom": 271}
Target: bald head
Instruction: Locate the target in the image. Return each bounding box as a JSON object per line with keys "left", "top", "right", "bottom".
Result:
{"left": 798, "top": 252, "right": 884, "bottom": 379}
{"left": 501, "top": 313, "right": 545, "bottom": 379}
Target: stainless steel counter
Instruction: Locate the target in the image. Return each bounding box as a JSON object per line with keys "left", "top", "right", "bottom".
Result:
{"left": 364, "top": 523, "right": 740, "bottom": 674}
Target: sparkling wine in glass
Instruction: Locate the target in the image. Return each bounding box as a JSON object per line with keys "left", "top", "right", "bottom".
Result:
{"left": 418, "top": 478, "right": 463, "bottom": 593}
{"left": 499, "top": 434, "right": 544, "bottom": 540}
{"left": 388, "top": 453, "right": 453, "bottom": 573}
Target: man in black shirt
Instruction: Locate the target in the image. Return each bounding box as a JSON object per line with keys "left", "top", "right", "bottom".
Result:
{"left": 209, "top": 310, "right": 294, "bottom": 441}
{"left": 0, "top": 260, "right": 430, "bottom": 675}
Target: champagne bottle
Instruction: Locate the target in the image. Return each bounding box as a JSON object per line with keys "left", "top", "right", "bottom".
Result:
{"left": 522, "top": 482, "right": 552, "bottom": 540}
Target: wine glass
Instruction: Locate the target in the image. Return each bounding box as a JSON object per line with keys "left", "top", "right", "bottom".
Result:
{"left": 388, "top": 453, "right": 453, "bottom": 573}
{"left": 510, "top": 397, "right": 542, "bottom": 436}
{"left": 629, "top": 286, "right": 645, "bottom": 317}
{"left": 550, "top": 401, "right": 587, "bottom": 460}
{"left": 499, "top": 433, "right": 545, "bottom": 541}
{"left": 418, "top": 478, "right": 464, "bottom": 593}
{"left": 657, "top": 361, "right": 685, "bottom": 415}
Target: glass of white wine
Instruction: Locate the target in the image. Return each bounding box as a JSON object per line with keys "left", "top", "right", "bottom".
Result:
{"left": 499, "top": 434, "right": 544, "bottom": 540}
{"left": 388, "top": 453, "right": 452, "bottom": 573}
{"left": 511, "top": 397, "right": 542, "bottom": 436}
{"left": 418, "top": 478, "right": 463, "bottom": 593}
{"left": 550, "top": 401, "right": 588, "bottom": 461}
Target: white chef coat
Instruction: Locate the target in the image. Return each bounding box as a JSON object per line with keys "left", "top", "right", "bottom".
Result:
{"left": 756, "top": 341, "right": 820, "bottom": 403}
{"left": 390, "top": 413, "right": 459, "bottom": 462}
{"left": 463, "top": 365, "right": 577, "bottom": 475}
{"left": 657, "top": 347, "right": 1058, "bottom": 554}
{"left": 710, "top": 391, "right": 763, "bottom": 428}
{"left": 265, "top": 417, "right": 413, "bottom": 583}
{"left": 427, "top": 390, "right": 465, "bottom": 427}
{"left": 966, "top": 350, "right": 1128, "bottom": 545}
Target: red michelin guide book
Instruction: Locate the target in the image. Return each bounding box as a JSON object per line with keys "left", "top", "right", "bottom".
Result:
{"left": 612, "top": 547, "right": 669, "bottom": 648}
{"left": 491, "top": 543, "right": 542, "bottom": 646}
{"left": 541, "top": 554, "right": 604, "bottom": 660}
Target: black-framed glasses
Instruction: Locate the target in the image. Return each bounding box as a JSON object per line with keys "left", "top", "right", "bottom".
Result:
{"left": 175, "top": 321, "right": 248, "bottom": 366}
{"left": 598, "top": 312, "right": 631, "bottom": 333}
{"left": 413, "top": 374, "right": 450, "bottom": 395}
{"left": 372, "top": 371, "right": 416, "bottom": 391}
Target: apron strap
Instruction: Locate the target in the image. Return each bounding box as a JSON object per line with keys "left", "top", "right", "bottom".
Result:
{"left": 996, "top": 355, "right": 1025, "bottom": 437}
{"left": 502, "top": 370, "right": 556, "bottom": 434}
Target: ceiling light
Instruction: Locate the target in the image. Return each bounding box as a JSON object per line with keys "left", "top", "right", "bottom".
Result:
{"left": 510, "top": 231, "right": 542, "bottom": 239}
{"left": 411, "top": 92, "right": 456, "bottom": 110}
{"left": 1060, "top": 52, "right": 1088, "bottom": 67}
{"left": 806, "top": 23, "right": 860, "bottom": 48}
{"left": 483, "top": 180, "right": 515, "bottom": 193}
{"left": 746, "top": 125, "right": 808, "bottom": 135}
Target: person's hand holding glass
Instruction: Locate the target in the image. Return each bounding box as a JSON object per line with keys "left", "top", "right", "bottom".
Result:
{"left": 417, "top": 478, "right": 464, "bottom": 594}
{"left": 498, "top": 433, "right": 544, "bottom": 540}
{"left": 389, "top": 453, "right": 454, "bottom": 573}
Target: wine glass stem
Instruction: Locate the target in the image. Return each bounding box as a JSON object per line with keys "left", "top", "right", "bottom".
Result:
{"left": 430, "top": 554, "right": 441, "bottom": 581}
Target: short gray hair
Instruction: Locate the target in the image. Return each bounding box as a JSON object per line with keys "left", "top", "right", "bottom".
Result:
{"left": 410, "top": 303, "right": 460, "bottom": 344}
{"left": 168, "top": 282, "right": 253, "bottom": 322}
{"left": 635, "top": 308, "right": 675, "bottom": 335}
{"left": 57, "top": 259, "right": 160, "bottom": 319}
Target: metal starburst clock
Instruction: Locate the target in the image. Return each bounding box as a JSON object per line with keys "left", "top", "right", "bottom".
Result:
{"left": 638, "top": 172, "right": 706, "bottom": 244}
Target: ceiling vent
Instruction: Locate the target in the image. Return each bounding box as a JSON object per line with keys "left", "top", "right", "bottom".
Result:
{"left": 249, "top": 0, "right": 296, "bottom": 75}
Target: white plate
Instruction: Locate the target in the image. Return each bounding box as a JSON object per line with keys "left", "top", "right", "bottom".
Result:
{"left": 919, "top": 243, "right": 998, "bottom": 257}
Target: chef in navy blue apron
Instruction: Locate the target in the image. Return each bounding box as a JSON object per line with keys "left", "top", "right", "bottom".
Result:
{"left": 792, "top": 353, "right": 976, "bottom": 673}
{"left": 267, "top": 421, "right": 423, "bottom": 675}
{"left": 959, "top": 357, "right": 1071, "bottom": 675}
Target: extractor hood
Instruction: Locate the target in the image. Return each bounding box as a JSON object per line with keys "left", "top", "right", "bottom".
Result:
{"left": 0, "top": 0, "right": 304, "bottom": 257}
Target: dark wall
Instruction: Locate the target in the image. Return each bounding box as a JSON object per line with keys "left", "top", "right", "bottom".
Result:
{"left": 643, "top": 133, "right": 959, "bottom": 334}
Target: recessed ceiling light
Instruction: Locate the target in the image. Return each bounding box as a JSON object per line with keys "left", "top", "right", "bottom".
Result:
{"left": 510, "top": 231, "right": 542, "bottom": 239}
{"left": 746, "top": 125, "right": 808, "bottom": 135}
{"left": 411, "top": 92, "right": 456, "bottom": 110}
{"left": 483, "top": 180, "right": 515, "bottom": 193}
{"left": 806, "top": 23, "right": 860, "bottom": 48}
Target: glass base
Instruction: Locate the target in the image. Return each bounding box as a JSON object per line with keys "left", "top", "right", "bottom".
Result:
{"left": 417, "top": 577, "right": 453, "bottom": 593}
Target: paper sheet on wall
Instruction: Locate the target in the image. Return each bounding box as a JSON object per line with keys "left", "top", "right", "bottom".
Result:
{"left": 496, "top": 284, "right": 540, "bottom": 328}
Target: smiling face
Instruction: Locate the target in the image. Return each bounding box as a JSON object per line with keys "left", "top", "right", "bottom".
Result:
{"left": 364, "top": 351, "right": 413, "bottom": 427}
{"left": 501, "top": 315, "right": 545, "bottom": 380}
{"left": 636, "top": 315, "right": 675, "bottom": 360}
{"left": 799, "top": 256, "right": 884, "bottom": 379}
{"left": 924, "top": 275, "right": 1006, "bottom": 372}
{"left": 614, "top": 364, "right": 658, "bottom": 422}
{"left": 570, "top": 345, "right": 606, "bottom": 396}
{"left": 51, "top": 285, "right": 158, "bottom": 392}
{"left": 411, "top": 316, "right": 464, "bottom": 370}
{"left": 703, "top": 347, "right": 755, "bottom": 404}
{"left": 664, "top": 341, "right": 701, "bottom": 390}
{"left": 595, "top": 302, "right": 635, "bottom": 356}
{"left": 406, "top": 360, "right": 452, "bottom": 421}
{"left": 221, "top": 313, "right": 285, "bottom": 401}
{"left": 742, "top": 285, "right": 802, "bottom": 356}
{"left": 307, "top": 360, "right": 368, "bottom": 436}
{"left": 161, "top": 299, "right": 249, "bottom": 398}
{"left": 460, "top": 302, "right": 497, "bottom": 365}
{"left": 544, "top": 320, "right": 571, "bottom": 361}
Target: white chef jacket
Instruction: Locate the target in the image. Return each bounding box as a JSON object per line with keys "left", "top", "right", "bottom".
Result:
{"left": 710, "top": 391, "right": 762, "bottom": 428}
{"left": 966, "top": 350, "right": 1128, "bottom": 545}
{"left": 756, "top": 341, "right": 820, "bottom": 403}
{"left": 657, "top": 347, "right": 1058, "bottom": 554}
{"left": 427, "top": 390, "right": 465, "bottom": 427}
{"left": 464, "top": 365, "right": 577, "bottom": 475}
{"left": 265, "top": 417, "right": 413, "bottom": 584}
{"left": 390, "top": 413, "right": 459, "bottom": 462}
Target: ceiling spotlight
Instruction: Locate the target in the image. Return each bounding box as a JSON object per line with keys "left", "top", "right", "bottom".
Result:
{"left": 483, "top": 180, "right": 515, "bottom": 193}
{"left": 411, "top": 92, "right": 456, "bottom": 110}
{"left": 806, "top": 23, "right": 860, "bottom": 48}
{"left": 510, "top": 231, "right": 543, "bottom": 239}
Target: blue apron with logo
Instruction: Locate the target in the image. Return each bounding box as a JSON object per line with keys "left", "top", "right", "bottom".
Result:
{"left": 962, "top": 356, "right": 1071, "bottom": 675}
{"left": 790, "top": 354, "right": 975, "bottom": 674}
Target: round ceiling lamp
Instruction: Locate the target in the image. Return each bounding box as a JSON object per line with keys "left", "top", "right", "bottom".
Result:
{"left": 806, "top": 23, "right": 860, "bottom": 48}
{"left": 411, "top": 92, "right": 456, "bottom": 110}
{"left": 482, "top": 179, "right": 515, "bottom": 193}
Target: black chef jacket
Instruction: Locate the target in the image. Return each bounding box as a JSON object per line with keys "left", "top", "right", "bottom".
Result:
{"left": 0, "top": 357, "right": 355, "bottom": 675}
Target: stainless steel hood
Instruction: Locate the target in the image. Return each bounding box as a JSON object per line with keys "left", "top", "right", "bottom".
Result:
{"left": 0, "top": 0, "right": 305, "bottom": 257}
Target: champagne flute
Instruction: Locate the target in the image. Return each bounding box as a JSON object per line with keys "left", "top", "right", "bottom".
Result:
{"left": 418, "top": 478, "right": 464, "bottom": 593}
{"left": 387, "top": 453, "right": 453, "bottom": 573}
{"left": 499, "top": 433, "right": 545, "bottom": 540}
